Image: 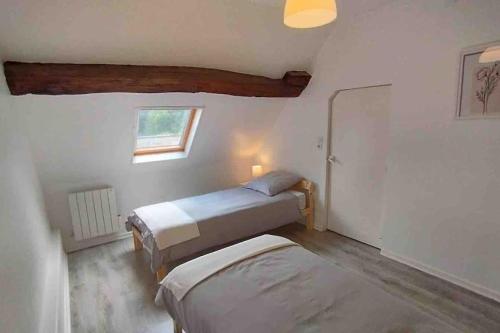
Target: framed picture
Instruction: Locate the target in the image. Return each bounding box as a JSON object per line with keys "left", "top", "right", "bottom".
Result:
{"left": 456, "top": 41, "right": 500, "bottom": 119}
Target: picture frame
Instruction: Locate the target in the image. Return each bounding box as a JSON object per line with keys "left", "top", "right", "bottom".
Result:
{"left": 456, "top": 41, "right": 500, "bottom": 119}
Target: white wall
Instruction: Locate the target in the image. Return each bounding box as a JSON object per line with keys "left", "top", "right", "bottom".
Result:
{"left": 260, "top": 0, "right": 500, "bottom": 301}
{"left": 0, "top": 66, "right": 69, "bottom": 331}
{"left": 13, "top": 93, "right": 286, "bottom": 251}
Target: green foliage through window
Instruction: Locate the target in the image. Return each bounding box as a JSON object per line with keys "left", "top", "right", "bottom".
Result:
{"left": 135, "top": 108, "right": 196, "bottom": 151}
{"left": 138, "top": 109, "right": 190, "bottom": 138}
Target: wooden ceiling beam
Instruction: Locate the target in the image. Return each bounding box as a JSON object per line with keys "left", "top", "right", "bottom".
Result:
{"left": 3, "top": 62, "right": 311, "bottom": 98}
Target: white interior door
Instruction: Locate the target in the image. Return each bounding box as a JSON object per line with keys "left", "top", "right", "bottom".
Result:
{"left": 327, "top": 85, "right": 391, "bottom": 248}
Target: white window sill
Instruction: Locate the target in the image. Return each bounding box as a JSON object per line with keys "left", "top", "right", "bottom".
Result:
{"left": 133, "top": 151, "right": 188, "bottom": 164}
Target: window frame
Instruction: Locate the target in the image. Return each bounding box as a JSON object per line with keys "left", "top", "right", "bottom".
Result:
{"left": 133, "top": 108, "right": 197, "bottom": 156}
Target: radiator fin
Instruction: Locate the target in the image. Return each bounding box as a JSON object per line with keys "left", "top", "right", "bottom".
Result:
{"left": 69, "top": 188, "right": 120, "bottom": 241}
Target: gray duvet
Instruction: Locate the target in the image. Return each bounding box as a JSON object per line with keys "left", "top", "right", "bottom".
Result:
{"left": 126, "top": 187, "right": 302, "bottom": 272}
{"left": 157, "top": 246, "right": 461, "bottom": 333}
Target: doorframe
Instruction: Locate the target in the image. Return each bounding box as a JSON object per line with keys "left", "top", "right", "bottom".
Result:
{"left": 325, "top": 84, "right": 392, "bottom": 236}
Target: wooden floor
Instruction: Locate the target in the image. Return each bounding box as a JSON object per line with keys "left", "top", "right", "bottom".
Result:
{"left": 69, "top": 223, "right": 500, "bottom": 333}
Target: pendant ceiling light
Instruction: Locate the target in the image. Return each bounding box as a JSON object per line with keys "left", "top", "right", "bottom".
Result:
{"left": 479, "top": 46, "right": 500, "bottom": 64}
{"left": 284, "top": 0, "right": 337, "bottom": 29}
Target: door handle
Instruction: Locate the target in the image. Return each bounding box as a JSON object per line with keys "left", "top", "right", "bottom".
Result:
{"left": 327, "top": 155, "right": 337, "bottom": 164}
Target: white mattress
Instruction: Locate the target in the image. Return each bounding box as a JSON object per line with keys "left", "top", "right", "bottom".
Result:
{"left": 287, "top": 190, "right": 306, "bottom": 210}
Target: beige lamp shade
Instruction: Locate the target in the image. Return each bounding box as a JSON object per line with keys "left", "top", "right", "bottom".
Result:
{"left": 252, "top": 165, "right": 263, "bottom": 178}
{"left": 479, "top": 46, "right": 500, "bottom": 64}
{"left": 284, "top": 0, "right": 337, "bottom": 29}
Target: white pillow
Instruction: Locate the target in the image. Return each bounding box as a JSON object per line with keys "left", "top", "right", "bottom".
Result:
{"left": 244, "top": 171, "right": 302, "bottom": 196}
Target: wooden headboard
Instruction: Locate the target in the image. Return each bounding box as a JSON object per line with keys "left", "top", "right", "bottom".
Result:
{"left": 290, "top": 179, "right": 315, "bottom": 230}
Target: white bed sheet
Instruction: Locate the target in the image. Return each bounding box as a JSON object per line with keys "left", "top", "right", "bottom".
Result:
{"left": 287, "top": 190, "right": 306, "bottom": 210}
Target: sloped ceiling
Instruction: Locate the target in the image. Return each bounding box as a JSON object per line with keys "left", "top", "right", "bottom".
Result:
{"left": 0, "top": 0, "right": 395, "bottom": 78}
{"left": 0, "top": 0, "right": 330, "bottom": 78}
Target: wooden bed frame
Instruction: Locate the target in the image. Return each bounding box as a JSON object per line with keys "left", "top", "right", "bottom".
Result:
{"left": 174, "top": 321, "right": 182, "bottom": 333}
{"left": 290, "top": 179, "right": 315, "bottom": 230}
{"left": 132, "top": 179, "right": 314, "bottom": 282}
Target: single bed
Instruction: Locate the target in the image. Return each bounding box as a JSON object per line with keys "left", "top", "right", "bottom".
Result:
{"left": 156, "top": 235, "right": 460, "bottom": 333}
{"left": 126, "top": 179, "right": 314, "bottom": 281}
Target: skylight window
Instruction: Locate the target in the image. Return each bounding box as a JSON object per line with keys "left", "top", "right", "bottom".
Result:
{"left": 134, "top": 108, "right": 199, "bottom": 157}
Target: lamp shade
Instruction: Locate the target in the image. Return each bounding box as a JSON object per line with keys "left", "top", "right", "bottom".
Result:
{"left": 284, "top": 0, "right": 337, "bottom": 29}
{"left": 252, "top": 165, "right": 263, "bottom": 178}
{"left": 479, "top": 46, "right": 500, "bottom": 64}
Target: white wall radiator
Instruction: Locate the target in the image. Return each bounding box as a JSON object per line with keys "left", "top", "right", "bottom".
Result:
{"left": 68, "top": 188, "right": 120, "bottom": 241}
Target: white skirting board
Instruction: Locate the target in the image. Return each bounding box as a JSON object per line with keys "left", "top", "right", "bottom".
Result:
{"left": 381, "top": 249, "right": 500, "bottom": 304}
{"left": 40, "top": 230, "right": 71, "bottom": 333}
{"left": 66, "top": 230, "right": 132, "bottom": 253}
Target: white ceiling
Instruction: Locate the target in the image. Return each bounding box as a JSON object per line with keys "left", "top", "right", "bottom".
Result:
{"left": 0, "top": 0, "right": 394, "bottom": 78}
{"left": 248, "top": 0, "right": 284, "bottom": 7}
{"left": 248, "top": 0, "right": 395, "bottom": 14}
{"left": 0, "top": 0, "right": 328, "bottom": 78}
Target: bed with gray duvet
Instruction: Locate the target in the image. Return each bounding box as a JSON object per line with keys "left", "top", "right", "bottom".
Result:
{"left": 126, "top": 186, "right": 307, "bottom": 274}
{"left": 126, "top": 171, "right": 314, "bottom": 278}
{"left": 155, "top": 235, "right": 460, "bottom": 333}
